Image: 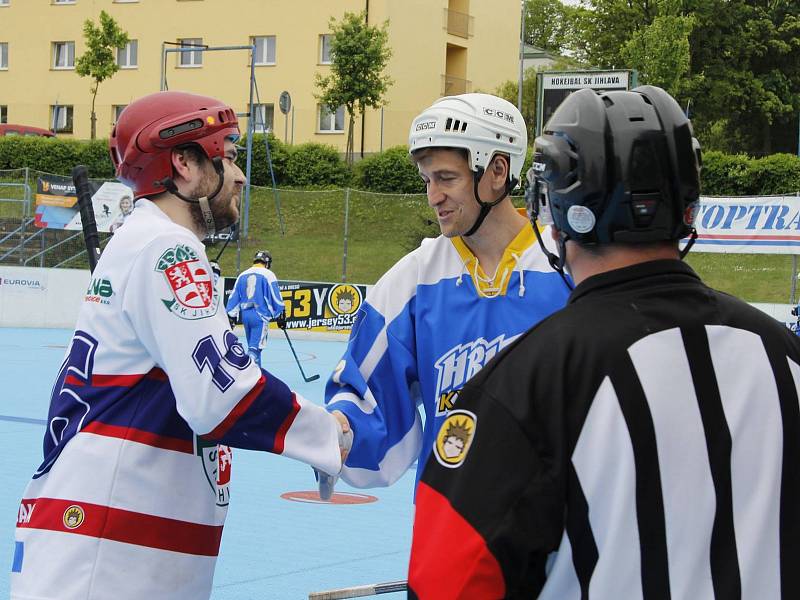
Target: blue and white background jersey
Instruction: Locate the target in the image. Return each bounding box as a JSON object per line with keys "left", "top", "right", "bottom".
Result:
{"left": 325, "top": 225, "right": 571, "bottom": 489}
{"left": 226, "top": 265, "right": 284, "bottom": 321}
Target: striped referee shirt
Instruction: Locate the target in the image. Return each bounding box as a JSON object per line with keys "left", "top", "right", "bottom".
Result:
{"left": 408, "top": 259, "right": 800, "bottom": 600}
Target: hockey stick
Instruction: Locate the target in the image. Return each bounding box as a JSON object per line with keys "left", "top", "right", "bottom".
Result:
{"left": 308, "top": 580, "right": 407, "bottom": 599}
{"left": 72, "top": 165, "right": 102, "bottom": 273}
{"left": 280, "top": 327, "right": 320, "bottom": 382}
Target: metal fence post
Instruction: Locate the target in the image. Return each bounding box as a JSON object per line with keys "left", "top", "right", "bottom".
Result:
{"left": 342, "top": 188, "right": 351, "bottom": 282}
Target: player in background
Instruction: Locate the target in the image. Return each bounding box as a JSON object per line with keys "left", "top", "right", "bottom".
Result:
{"left": 320, "top": 94, "right": 571, "bottom": 497}
{"left": 408, "top": 86, "right": 800, "bottom": 599}
{"left": 226, "top": 250, "right": 286, "bottom": 366}
{"left": 11, "top": 91, "right": 349, "bottom": 600}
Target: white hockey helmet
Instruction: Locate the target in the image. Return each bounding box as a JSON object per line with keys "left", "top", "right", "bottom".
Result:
{"left": 408, "top": 93, "right": 528, "bottom": 189}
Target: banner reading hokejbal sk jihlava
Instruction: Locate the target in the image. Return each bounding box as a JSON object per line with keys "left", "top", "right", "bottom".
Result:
{"left": 685, "top": 195, "right": 800, "bottom": 254}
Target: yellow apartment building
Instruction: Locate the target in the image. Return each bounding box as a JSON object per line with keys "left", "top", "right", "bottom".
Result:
{"left": 0, "top": 0, "right": 521, "bottom": 153}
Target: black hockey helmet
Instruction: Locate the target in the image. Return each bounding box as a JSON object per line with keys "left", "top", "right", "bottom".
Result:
{"left": 527, "top": 85, "right": 701, "bottom": 246}
{"left": 254, "top": 250, "right": 271, "bottom": 267}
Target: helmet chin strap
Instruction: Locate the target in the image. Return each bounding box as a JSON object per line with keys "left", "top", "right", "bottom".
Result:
{"left": 462, "top": 167, "right": 516, "bottom": 237}
{"left": 156, "top": 156, "right": 226, "bottom": 236}
{"left": 531, "top": 219, "right": 574, "bottom": 291}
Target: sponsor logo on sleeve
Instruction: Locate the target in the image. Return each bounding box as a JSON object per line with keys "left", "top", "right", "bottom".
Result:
{"left": 155, "top": 244, "right": 219, "bottom": 320}
{"left": 434, "top": 409, "right": 477, "bottom": 468}
{"left": 85, "top": 277, "right": 114, "bottom": 305}
{"left": 62, "top": 505, "right": 85, "bottom": 530}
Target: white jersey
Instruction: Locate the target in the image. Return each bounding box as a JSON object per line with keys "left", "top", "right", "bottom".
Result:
{"left": 12, "top": 199, "right": 342, "bottom": 600}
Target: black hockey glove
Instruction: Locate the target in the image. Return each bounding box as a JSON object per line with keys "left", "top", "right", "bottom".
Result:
{"left": 275, "top": 313, "right": 287, "bottom": 330}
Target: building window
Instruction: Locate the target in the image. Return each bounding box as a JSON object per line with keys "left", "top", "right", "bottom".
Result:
{"left": 52, "top": 41, "right": 75, "bottom": 69}
{"left": 318, "top": 104, "right": 344, "bottom": 133}
{"left": 319, "top": 34, "right": 332, "bottom": 64}
{"left": 53, "top": 0, "right": 76, "bottom": 4}
{"left": 252, "top": 103, "right": 274, "bottom": 133}
{"left": 113, "top": 104, "right": 127, "bottom": 124}
{"left": 0, "top": 1, "right": 9, "bottom": 7}
{"left": 0, "top": 43, "right": 7, "bottom": 70}
{"left": 116, "top": 40, "right": 137, "bottom": 68}
{"left": 51, "top": 105, "right": 73, "bottom": 133}
{"left": 0, "top": 106, "right": 7, "bottom": 124}
{"left": 252, "top": 36, "right": 276, "bottom": 66}
{"left": 178, "top": 38, "right": 203, "bottom": 67}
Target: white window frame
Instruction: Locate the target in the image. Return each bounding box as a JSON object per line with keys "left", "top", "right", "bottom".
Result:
{"left": 252, "top": 103, "right": 274, "bottom": 133}
{"left": 0, "top": 105, "right": 7, "bottom": 124}
{"left": 0, "top": 1, "right": 9, "bottom": 7}
{"left": 52, "top": 0, "right": 76, "bottom": 4}
{"left": 51, "top": 105, "right": 73, "bottom": 133}
{"left": 178, "top": 38, "right": 203, "bottom": 67}
{"left": 318, "top": 104, "right": 345, "bottom": 133}
{"left": 319, "top": 34, "right": 332, "bottom": 64}
{"left": 252, "top": 36, "right": 276, "bottom": 66}
{"left": 52, "top": 41, "right": 75, "bottom": 69}
{"left": 113, "top": 105, "right": 127, "bottom": 125}
{"left": 117, "top": 40, "right": 138, "bottom": 68}
{"left": 0, "top": 43, "right": 7, "bottom": 70}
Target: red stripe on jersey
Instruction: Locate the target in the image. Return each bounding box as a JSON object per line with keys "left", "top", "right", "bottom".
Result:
{"left": 82, "top": 421, "right": 194, "bottom": 454}
{"left": 64, "top": 367, "right": 166, "bottom": 388}
{"left": 203, "top": 375, "right": 265, "bottom": 440}
{"left": 408, "top": 482, "right": 505, "bottom": 599}
{"left": 273, "top": 393, "right": 301, "bottom": 455}
{"left": 17, "top": 497, "right": 222, "bottom": 556}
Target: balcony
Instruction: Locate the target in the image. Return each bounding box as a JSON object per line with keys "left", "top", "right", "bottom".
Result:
{"left": 444, "top": 8, "right": 474, "bottom": 39}
{"left": 442, "top": 74, "right": 472, "bottom": 96}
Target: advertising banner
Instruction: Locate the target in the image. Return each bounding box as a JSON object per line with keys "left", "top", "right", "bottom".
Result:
{"left": 687, "top": 195, "right": 800, "bottom": 254}
{"left": 222, "top": 278, "right": 369, "bottom": 335}
{"left": 34, "top": 173, "right": 134, "bottom": 233}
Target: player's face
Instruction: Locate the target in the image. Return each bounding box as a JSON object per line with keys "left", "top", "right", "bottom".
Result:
{"left": 192, "top": 139, "right": 245, "bottom": 231}
{"left": 417, "top": 149, "right": 481, "bottom": 238}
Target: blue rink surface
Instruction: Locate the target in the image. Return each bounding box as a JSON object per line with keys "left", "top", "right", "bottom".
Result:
{"left": 0, "top": 328, "right": 413, "bottom": 600}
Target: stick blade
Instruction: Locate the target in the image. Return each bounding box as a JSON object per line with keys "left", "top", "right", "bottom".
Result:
{"left": 305, "top": 374, "right": 321, "bottom": 382}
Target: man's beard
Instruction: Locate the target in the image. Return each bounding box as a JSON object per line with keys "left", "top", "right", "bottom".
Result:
{"left": 188, "top": 169, "right": 239, "bottom": 234}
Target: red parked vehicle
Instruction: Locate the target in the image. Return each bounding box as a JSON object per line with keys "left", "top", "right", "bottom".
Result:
{"left": 0, "top": 124, "right": 56, "bottom": 137}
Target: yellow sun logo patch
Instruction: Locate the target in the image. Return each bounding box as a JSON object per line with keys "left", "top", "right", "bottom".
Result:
{"left": 434, "top": 410, "right": 477, "bottom": 469}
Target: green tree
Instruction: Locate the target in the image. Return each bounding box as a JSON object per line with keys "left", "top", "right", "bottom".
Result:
{"left": 524, "top": 0, "right": 583, "bottom": 55}
{"left": 315, "top": 11, "right": 393, "bottom": 166}
{"left": 620, "top": 12, "right": 694, "bottom": 97}
{"left": 75, "top": 11, "right": 129, "bottom": 140}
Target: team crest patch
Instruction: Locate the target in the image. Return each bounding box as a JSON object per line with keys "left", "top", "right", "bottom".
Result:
{"left": 197, "top": 437, "right": 232, "bottom": 507}
{"left": 62, "top": 505, "right": 85, "bottom": 530}
{"left": 155, "top": 244, "right": 219, "bottom": 320}
{"left": 434, "top": 409, "right": 477, "bottom": 469}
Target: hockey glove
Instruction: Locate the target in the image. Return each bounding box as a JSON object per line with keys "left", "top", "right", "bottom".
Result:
{"left": 275, "top": 313, "right": 287, "bottom": 330}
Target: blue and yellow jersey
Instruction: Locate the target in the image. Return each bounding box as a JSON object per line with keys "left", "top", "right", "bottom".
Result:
{"left": 325, "top": 224, "right": 571, "bottom": 489}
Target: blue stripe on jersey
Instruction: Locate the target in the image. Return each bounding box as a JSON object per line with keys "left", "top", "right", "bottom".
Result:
{"left": 212, "top": 367, "right": 297, "bottom": 451}
{"left": 12, "top": 541, "right": 23, "bottom": 573}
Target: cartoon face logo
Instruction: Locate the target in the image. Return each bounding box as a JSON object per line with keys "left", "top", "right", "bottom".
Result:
{"left": 62, "top": 505, "right": 85, "bottom": 529}
{"left": 327, "top": 284, "right": 362, "bottom": 316}
{"left": 434, "top": 410, "right": 477, "bottom": 469}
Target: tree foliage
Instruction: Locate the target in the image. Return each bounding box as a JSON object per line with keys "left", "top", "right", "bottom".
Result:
{"left": 565, "top": 0, "right": 800, "bottom": 155}
{"left": 315, "top": 11, "right": 393, "bottom": 167}
{"left": 524, "top": 0, "right": 582, "bottom": 55}
{"left": 75, "top": 10, "right": 129, "bottom": 140}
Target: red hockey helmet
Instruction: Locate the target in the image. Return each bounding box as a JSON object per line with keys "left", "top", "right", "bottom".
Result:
{"left": 109, "top": 91, "right": 240, "bottom": 199}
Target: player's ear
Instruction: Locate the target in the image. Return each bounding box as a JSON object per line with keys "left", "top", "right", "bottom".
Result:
{"left": 489, "top": 154, "right": 510, "bottom": 192}
{"left": 170, "top": 148, "right": 193, "bottom": 182}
